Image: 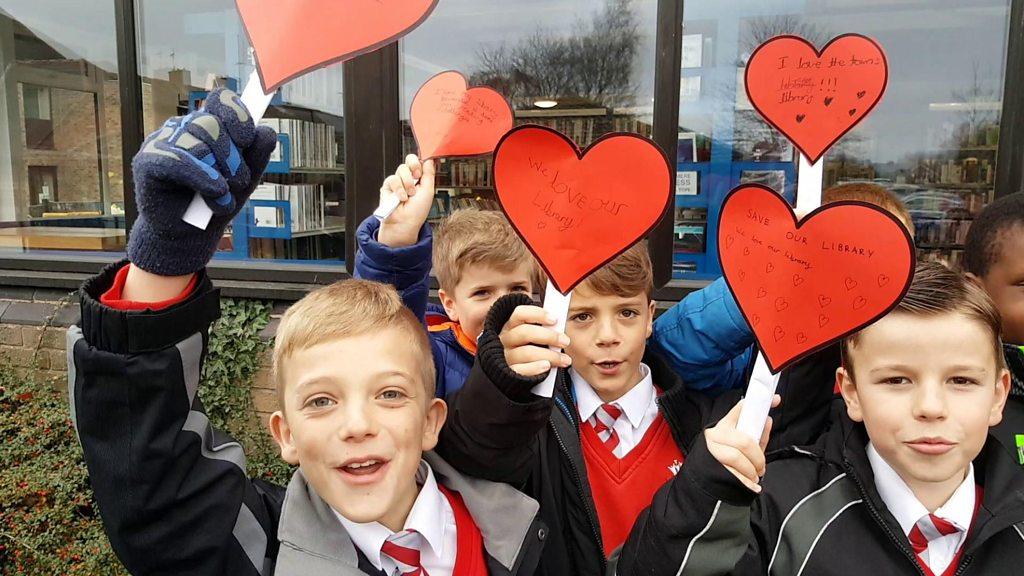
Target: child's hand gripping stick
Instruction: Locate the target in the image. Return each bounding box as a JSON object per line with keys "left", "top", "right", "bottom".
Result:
{"left": 531, "top": 281, "right": 572, "bottom": 398}
{"left": 182, "top": 70, "right": 276, "bottom": 230}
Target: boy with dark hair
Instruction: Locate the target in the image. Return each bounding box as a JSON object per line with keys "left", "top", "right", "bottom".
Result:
{"left": 618, "top": 262, "right": 1024, "bottom": 576}
{"left": 436, "top": 242, "right": 828, "bottom": 576}
{"left": 69, "top": 90, "right": 546, "bottom": 576}
{"left": 964, "top": 192, "right": 1024, "bottom": 463}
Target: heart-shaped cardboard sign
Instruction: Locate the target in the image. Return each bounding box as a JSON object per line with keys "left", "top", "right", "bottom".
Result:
{"left": 745, "top": 34, "right": 888, "bottom": 163}
{"left": 410, "top": 71, "right": 514, "bottom": 161}
{"left": 237, "top": 0, "right": 439, "bottom": 92}
{"left": 719, "top": 184, "right": 914, "bottom": 372}
{"left": 493, "top": 126, "right": 672, "bottom": 294}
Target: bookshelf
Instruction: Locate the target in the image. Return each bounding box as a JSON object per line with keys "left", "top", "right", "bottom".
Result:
{"left": 185, "top": 90, "right": 346, "bottom": 263}
{"left": 406, "top": 106, "right": 654, "bottom": 223}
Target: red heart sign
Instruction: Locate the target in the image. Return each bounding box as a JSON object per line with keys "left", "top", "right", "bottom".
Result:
{"left": 410, "top": 71, "right": 514, "bottom": 161}
{"left": 719, "top": 185, "right": 914, "bottom": 372}
{"left": 493, "top": 126, "right": 671, "bottom": 294}
{"left": 745, "top": 34, "right": 888, "bottom": 163}
{"left": 237, "top": 0, "right": 439, "bottom": 92}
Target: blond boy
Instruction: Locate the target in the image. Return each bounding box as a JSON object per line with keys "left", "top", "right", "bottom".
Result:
{"left": 71, "top": 99, "right": 545, "bottom": 575}
{"left": 355, "top": 156, "right": 536, "bottom": 398}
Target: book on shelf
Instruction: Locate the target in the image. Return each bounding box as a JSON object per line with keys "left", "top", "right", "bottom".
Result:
{"left": 259, "top": 118, "right": 338, "bottom": 170}
{"left": 250, "top": 183, "right": 326, "bottom": 233}
{"left": 448, "top": 158, "right": 493, "bottom": 188}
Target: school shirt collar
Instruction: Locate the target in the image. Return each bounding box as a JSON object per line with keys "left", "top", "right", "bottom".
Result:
{"left": 333, "top": 460, "right": 449, "bottom": 571}
{"left": 867, "top": 442, "right": 976, "bottom": 537}
{"left": 571, "top": 362, "right": 654, "bottom": 429}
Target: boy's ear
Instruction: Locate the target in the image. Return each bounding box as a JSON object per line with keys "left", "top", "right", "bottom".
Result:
{"left": 438, "top": 288, "right": 459, "bottom": 322}
{"left": 646, "top": 299, "right": 657, "bottom": 338}
{"left": 989, "top": 368, "right": 1012, "bottom": 426}
{"left": 837, "top": 367, "right": 864, "bottom": 423}
{"left": 269, "top": 411, "right": 300, "bottom": 465}
{"left": 420, "top": 398, "right": 448, "bottom": 452}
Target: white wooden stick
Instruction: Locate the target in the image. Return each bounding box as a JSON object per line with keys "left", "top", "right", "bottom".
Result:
{"left": 182, "top": 69, "right": 276, "bottom": 230}
{"left": 736, "top": 153, "right": 824, "bottom": 440}
{"left": 532, "top": 281, "right": 572, "bottom": 397}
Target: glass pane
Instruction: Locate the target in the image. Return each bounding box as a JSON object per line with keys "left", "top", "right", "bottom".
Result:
{"left": 400, "top": 0, "right": 659, "bottom": 221}
{"left": 0, "top": 3, "right": 127, "bottom": 254}
{"left": 674, "top": 0, "right": 1011, "bottom": 279}
{"left": 137, "top": 0, "right": 346, "bottom": 266}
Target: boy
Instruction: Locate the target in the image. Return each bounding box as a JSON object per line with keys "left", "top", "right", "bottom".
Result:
{"left": 69, "top": 89, "right": 546, "bottom": 575}
{"left": 649, "top": 182, "right": 918, "bottom": 396}
{"left": 354, "top": 157, "right": 537, "bottom": 399}
{"left": 436, "top": 243, "right": 828, "bottom": 576}
{"left": 617, "top": 262, "right": 1024, "bottom": 576}
{"left": 964, "top": 192, "right": 1024, "bottom": 463}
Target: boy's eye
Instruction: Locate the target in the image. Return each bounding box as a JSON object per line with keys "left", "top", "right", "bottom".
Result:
{"left": 571, "top": 312, "right": 592, "bottom": 322}
{"left": 620, "top": 309, "right": 640, "bottom": 319}
{"left": 378, "top": 389, "right": 407, "bottom": 401}
{"left": 879, "top": 376, "right": 910, "bottom": 386}
{"left": 950, "top": 376, "right": 980, "bottom": 387}
{"left": 511, "top": 285, "right": 529, "bottom": 293}
{"left": 306, "top": 396, "right": 335, "bottom": 409}
{"left": 471, "top": 290, "right": 490, "bottom": 298}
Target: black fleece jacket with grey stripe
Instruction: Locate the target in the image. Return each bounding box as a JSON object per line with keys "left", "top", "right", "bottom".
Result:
{"left": 69, "top": 261, "right": 547, "bottom": 576}
{"left": 617, "top": 402, "right": 1024, "bottom": 576}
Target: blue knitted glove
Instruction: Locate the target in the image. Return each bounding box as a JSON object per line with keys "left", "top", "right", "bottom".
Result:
{"left": 127, "top": 88, "right": 278, "bottom": 276}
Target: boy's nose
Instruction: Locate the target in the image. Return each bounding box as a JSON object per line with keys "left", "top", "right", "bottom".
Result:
{"left": 595, "top": 318, "right": 621, "bottom": 346}
{"left": 912, "top": 383, "right": 948, "bottom": 420}
{"left": 338, "top": 404, "right": 377, "bottom": 441}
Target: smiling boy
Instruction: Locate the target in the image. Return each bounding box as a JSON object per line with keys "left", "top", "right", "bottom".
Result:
{"left": 69, "top": 92, "right": 546, "bottom": 576}
{"left": 617, "top": 262, "right": 1024, "bottom": 576}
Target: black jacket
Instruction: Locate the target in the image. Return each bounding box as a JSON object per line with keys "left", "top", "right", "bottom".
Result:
{"left": 437, "top": 294, "right": 835, "bottom": 576}
{"left": 991, "top": 345, "right": 1024, "bottom": 466}
{"left": 618, "top": 401, "right": 1024, "bottom": 576}
{"left": 69, "top": 261, "right": 547, "bottom": 576}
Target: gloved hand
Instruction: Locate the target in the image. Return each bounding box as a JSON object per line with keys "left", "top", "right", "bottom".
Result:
{"left": 127, "top": 88, "right": 278, "bottom": 276}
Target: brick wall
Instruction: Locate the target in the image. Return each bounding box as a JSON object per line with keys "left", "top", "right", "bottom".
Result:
{"left": 0, "top": 287, "right": 80, "bottom": 387}
{"left": 0, "top": 288, "right": 282, "bottom": 426}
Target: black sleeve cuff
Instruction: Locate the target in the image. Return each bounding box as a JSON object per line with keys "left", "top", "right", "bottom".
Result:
{"left": 79, "top": 259, "right": 222, "bottom": 355}
{"left": 477, "top": 293, "right": 547, "bottom": 402}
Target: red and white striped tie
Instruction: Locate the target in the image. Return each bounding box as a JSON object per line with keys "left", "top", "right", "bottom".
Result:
{"left": 589, "top": 403, "right": 623, "bottom": 453}
{"left": 380, "top": 530, "right": 429, "bottom": 576}
{"left": 908, "top": 513, "right": 962, "bottom": 572}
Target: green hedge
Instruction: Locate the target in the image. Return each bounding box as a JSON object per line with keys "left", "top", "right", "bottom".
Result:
{"left": 0, "top": 297, "right": 290, "bottom": 575}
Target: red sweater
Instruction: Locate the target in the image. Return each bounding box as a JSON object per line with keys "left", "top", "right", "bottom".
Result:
{"left": 581, "top": 414, "right": 683, "bottom": 556}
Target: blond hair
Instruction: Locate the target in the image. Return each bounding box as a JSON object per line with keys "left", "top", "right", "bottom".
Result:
{"left": 841, "top": 261, "right": 1005, "bottom": 372}
{"left": 577, "top": 241, "right": 654, "bottom": 300}
{"left": 824, "top": 183, "right": 915, "bottom": 236}
{"left": 433, "top": 208, "right": 535, "bottom": 291}
{"left": 273, "top": 279, "right": 435, "bottom": 407}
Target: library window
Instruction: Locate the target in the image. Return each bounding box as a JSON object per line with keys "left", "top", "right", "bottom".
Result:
{"left": 0, "top": 6, "right": 126, "bottom": 254}
{"left": 673, "top": 0, "right": 1012, "bottom": 279}
{"left": 138, "top": 0, "right": 347, "bottom": 266}
{"left": 400, "top": 0, "right": 659, "bottom": 223}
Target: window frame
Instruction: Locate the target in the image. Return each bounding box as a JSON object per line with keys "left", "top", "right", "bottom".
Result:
{"left": 0, "top": 0, "right": 1021, "bottom": 299}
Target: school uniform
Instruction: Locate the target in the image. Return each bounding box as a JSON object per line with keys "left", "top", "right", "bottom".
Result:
{"left": 437, "top": 293, "right": 834, "bottom": 576}
{"left": 69, "top": 261, "right": 547, "bottom": 576}
{"left": 616, "top": 401, "right": 1024, "bottom": 576}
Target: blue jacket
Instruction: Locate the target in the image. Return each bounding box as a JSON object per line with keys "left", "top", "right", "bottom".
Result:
{"left": 355, "top": 216, "right": 473, "bottom": 399}
{"left": 649, "top": 277, "right": 753, "bottom": 394}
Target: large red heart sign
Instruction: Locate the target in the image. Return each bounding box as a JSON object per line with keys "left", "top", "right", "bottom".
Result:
{"left": 719, "top": 185, "right": 914, "bottom": 372}
{"left": 237, "top": 0, "right": 439, "bottom": 92}
{"left": 494, "top": 126, "right": 671, "bottom": 294}
{"left": 410, "top": 71, "right": 514, "bottom": 161}
{"left": 745, "top": 34, "right": 888, "bottom": 164}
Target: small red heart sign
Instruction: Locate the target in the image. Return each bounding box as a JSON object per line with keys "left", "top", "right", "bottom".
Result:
{"left": 493, "top": 126, "right": 671, "bottom": 294}
{"left": 236, "top": 0, "right": 439, "bottom": 92}
{"left": 745, "top": 34, "right": 888, "bottom": 163}
{"left": 410, "top": 71, "right": 514, "bottom": 161}
{"left": 719, "top": 185, "right": 914, "bottom": 372}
